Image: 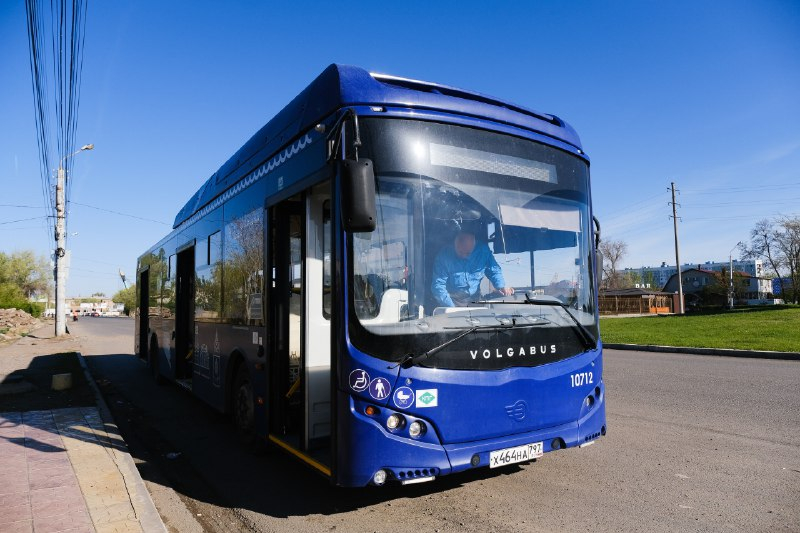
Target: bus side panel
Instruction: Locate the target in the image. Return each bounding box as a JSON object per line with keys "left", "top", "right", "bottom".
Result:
{"left": 191, "top": 322, "right": 263, "bottom": 413}
{"left": 190, "top": 321, "right": 222, "bottom": 411}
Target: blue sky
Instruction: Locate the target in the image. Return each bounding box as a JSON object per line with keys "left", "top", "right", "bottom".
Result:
{"left": 1, "top": 1, "right": 798, "bottom": 297}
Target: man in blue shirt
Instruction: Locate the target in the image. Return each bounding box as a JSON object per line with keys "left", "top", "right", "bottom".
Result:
{"left": 431, "top": 227, "right": 514, "bottom": 307}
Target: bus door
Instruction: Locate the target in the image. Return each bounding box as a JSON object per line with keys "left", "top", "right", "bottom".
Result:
{"left": 175, "top": 244, "right": 195, "bottom": 386}
{"left": 137, "top": 267, "right": 149, "bottom": 362}
{"left": 304, "top": 184, "right": 332, "bottom": 452}
{"left": 269, "top": 197, "right": 305, "bottom": 444}
{"left": 269, "top": 184, "right": 332, "bottom": 472}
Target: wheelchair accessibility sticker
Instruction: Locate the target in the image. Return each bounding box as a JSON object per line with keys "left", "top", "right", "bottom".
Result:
{"left": 349, "top": 369, "right": 370, "bottom": 392}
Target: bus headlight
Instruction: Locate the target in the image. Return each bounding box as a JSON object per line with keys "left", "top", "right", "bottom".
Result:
{"left": 386, "top": 414, "right": 404, "bottom": 430}
{"left": 409, "top": 420, "right": 426, "bottom": 438}
{"left": 373, "top": 469, "right": 387, "bottom": 486}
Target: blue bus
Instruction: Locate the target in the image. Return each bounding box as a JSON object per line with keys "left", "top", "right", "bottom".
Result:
{"left": 135, "top": 64, "right": 606, "bottom": 487}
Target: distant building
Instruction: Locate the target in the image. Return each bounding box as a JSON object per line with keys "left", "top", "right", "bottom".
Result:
{"left": 663, "top": 268, "right": 773, "bottom": 307}
{"left": 624, "top": 259, "right": 765, "bottom": 290}
{"left": 772, "top": 277, "right": 794, "bottom": 296}
{"left": 67, "top": 298, "right": 116, "bottom": 316}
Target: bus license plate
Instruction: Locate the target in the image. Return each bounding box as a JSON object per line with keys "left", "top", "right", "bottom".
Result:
{"left": 489, "top": 442, "right": 543, "bottom": 468}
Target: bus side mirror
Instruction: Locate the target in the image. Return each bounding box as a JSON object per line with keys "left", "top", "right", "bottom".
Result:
{"left": 595, "top": 250, "right": 604, "bottom": 288}
{"left": 340, "top": 159, "right": 376, "bottom": 232}
{"left": 593, "top": 216, "right": 603, "bottom": 287}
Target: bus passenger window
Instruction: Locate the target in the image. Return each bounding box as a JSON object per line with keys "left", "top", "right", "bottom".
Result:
{"left": 322, "top": 200, "right": 332, "bottom": 319}
{"left": 224, "top": 208, "right": 264, "bottom": 325}
{"left": 208, "top": 231, "right": 221, "bottom": 265}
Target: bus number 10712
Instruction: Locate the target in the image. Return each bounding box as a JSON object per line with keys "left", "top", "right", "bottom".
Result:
{"left": 570, "top": 372, "right": 594, "bottom": 387}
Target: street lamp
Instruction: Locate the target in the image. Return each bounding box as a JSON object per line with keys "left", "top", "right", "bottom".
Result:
{"left": 729, "top": 241, "right": 742, "bottom": 310}
{"left": 54, "top": 143, "right": 94, "bottom": 336}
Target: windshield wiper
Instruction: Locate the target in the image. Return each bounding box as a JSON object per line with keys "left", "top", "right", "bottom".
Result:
{"left": 522, "top": 293, "right": 597, "bottom": 350}
{"left": 476, "top": 294, "right": 597, "bottom": 350}
{"left": 395, "top": 321, "right": 543, "bottom": 369}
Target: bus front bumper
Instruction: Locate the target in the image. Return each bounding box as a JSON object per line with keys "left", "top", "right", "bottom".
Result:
{"left": 336, "top": 390, "right": 606, "bottom": 487}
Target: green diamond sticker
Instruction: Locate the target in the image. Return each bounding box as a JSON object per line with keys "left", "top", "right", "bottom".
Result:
{"left": 419, "top": 392, "right": 435, "bottom": 405}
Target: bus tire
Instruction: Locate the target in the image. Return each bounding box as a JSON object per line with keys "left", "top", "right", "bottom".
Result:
{"left": 233, "top": 364, "right": 257, "bottom": 447}
{"left": 149, "top": 337, "right": 166, "bottom": 386}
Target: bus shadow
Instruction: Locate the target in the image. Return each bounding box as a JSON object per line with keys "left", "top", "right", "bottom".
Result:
{"left": 217, "top": 453, "right": 525, "bottom": 518}
{"left": 88, "top": 352, "right": 526, "bottom": 519}
{"left": 0, "top": 352, "right": 131, "bottom": 461}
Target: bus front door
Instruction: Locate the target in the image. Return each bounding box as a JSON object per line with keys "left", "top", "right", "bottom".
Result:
{"left": 269, "top": 198, "right": 304, "bottom": 444}
{"left": 269, "top": 185, "right": 332, "bottom": 475}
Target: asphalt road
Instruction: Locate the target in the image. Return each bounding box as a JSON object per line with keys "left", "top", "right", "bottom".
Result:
{"left": 72, "top": 317, "right": 800, "bottom": 533}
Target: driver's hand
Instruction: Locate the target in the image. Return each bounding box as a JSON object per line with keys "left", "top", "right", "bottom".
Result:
{"left": 498, "top": 287, "right": 514, "bottom": 296}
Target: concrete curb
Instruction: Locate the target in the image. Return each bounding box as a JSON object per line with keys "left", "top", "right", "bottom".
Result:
{"left": 76, "top": 351, "right": 168, "bottom": 533}
{"left": 603, "top": 343, "right": 800, "bottom": 361}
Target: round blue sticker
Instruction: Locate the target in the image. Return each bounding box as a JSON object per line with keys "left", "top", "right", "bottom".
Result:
{"left": 349, "top": 369, "right": 370, "bottom": 392}
{"left": 369, "top": 377, "right": 391, "bottom": 400}
{"left": 393, "top": 386, "right": 415, "bottom": 409}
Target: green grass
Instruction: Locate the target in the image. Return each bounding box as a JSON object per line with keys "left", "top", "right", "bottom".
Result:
{"left": 600, "top": 306, "right": 800, "bottom": 352}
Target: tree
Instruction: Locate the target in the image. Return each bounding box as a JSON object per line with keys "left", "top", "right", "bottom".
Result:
{"left": 112, "top": 285, "right": 136, "bottom": 316}
{"left": 774, "top": 216, "right": 800, "bottom": 304}
{"left": 621, "top": 270, "right": 641, "bottom": 288}
{"left": 742, "top": 216, "right": 800, "bottom": 304}
{"left": 0, "top": 250, "right": 51, "bottom": 299}
{"left": 599, "top": 239, "right": 628, "bottom": 289}
{"left": 642, "top": 270, "right": 658, "bottom": 290}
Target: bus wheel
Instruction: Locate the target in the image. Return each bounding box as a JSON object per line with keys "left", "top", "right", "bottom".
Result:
{"left": 234, "top": 365, "right": 256, "bottom": 445}
{"left": 149, "top": 338, "right": 166, "bottom": 385}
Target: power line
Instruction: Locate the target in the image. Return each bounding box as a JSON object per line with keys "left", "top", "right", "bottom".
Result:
{"left": 25, "top": 0, "right": 90, "bottom": 337}
{"left": 683, "top": 197, "right": 800, "bottom": 208}
{"left": 0, "top": 216, "right": 49, "bottom": 225}
{"left": 682, "top": 182, "right": 800, "bottom": 195}
{"left": 69, "top": 201, "right": 171, "bottom": 225}
{"left": 597, "top": 191, "right": 669, "bottom": 223}
{"left": 689, "top": 212, "right": 800, "bottom": 222}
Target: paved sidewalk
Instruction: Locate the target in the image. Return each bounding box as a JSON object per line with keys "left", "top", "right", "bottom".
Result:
{"left": 0, "top": 327, "right": 165, "bottom": 533}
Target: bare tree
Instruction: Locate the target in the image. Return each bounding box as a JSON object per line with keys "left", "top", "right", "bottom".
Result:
{"left": 775, "top": 216, "right": 800, "bottom": 304}
{"left": 599, "top": 239, "right": 627, "bottom": 289}
{"left": 742, "top": 216, "right": 800, "bottom": 303}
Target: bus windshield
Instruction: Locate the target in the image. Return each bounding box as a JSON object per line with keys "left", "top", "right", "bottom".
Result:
{"left": 349, "top": 119, "right": 598, "bottom": 370}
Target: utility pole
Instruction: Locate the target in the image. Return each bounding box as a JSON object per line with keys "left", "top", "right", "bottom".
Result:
{"left": 729, "top": 241, "right": 742, "bottom": 309}
{"left": 54, "top": 166, "right": 67, "bottom": 336}
{"left": 54, "top": 144, "right": 93, "bottom": 336}
{"left": 670, "top": 182, "right": 685, "bottom": 314}
{"left": 729, "top": 254, "right": 734, "bottom": 310}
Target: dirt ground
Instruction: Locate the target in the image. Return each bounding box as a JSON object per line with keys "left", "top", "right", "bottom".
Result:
{"left": 0, "top": 308, "right": 44, "bottom": 344}
{"left": 0, "top": 324, "right": 95, "bottom": 412}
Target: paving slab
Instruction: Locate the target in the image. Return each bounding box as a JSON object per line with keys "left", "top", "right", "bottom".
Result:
{"left": 0, "top": 325, "right": 165, "bottom": 533}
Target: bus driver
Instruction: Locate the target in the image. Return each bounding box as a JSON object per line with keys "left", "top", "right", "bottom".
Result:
{"left": 431, "top": 224, "right": 514, "bottom": 307}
